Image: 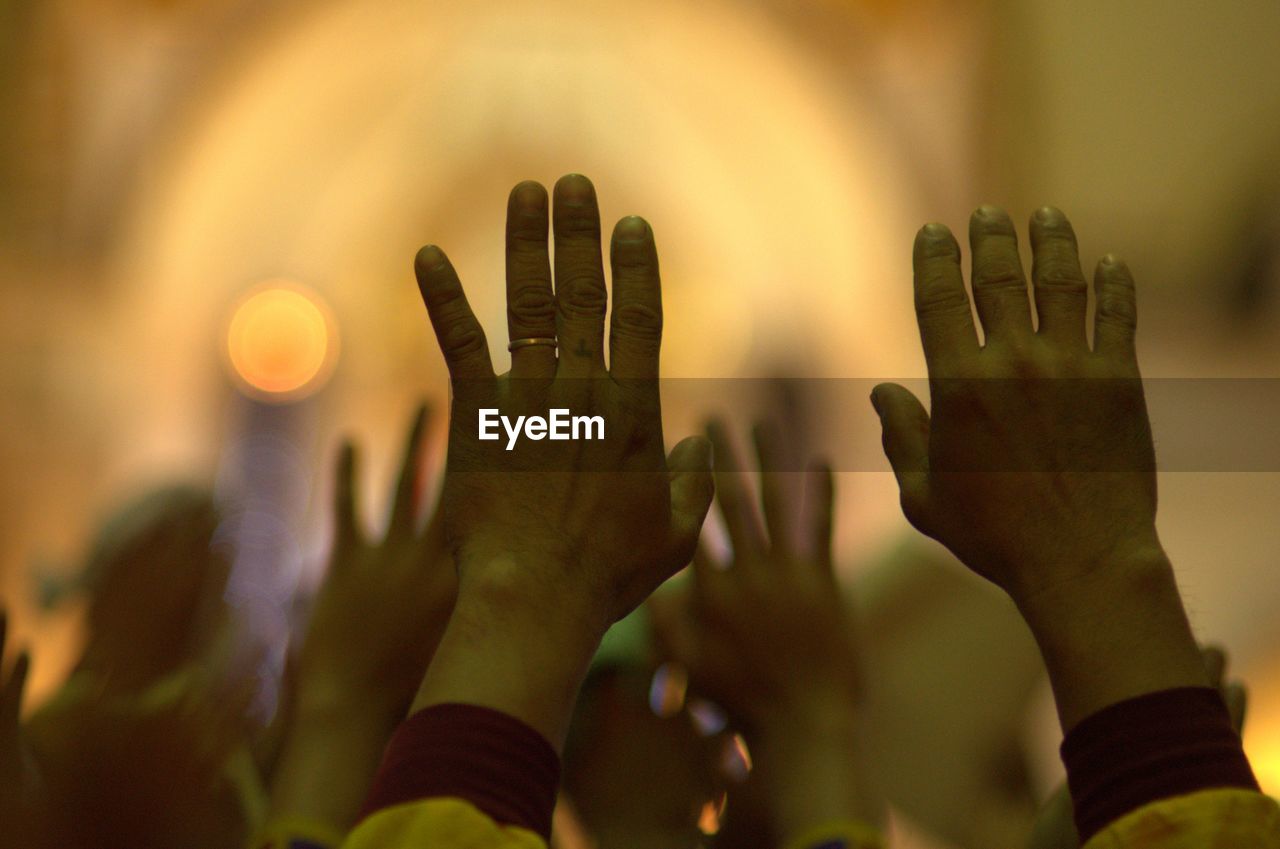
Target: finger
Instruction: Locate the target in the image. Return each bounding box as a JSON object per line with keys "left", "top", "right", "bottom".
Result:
{"left": 666, "top": 435, "right": 716, "bottom": 571}
{"left": 1029, "top": 206, "right": 1088, "bottom": 348}
{"left": 804, "top": 460, "right": 836, "bottom": 572}
{"left": 647, "top": 590, "right": 699, "bottom": 671}
{"left": 751, "top": 420, "right": 796, "bottom": 555}
{"left": 1201, "top": 645, "right": 1226, "bottom": 689}
{"left": 334, "top": 439, "right": 360, "bottom": 551}
{"left": 608, "top": 216, "right": 663, "bottom": 381}
{"left": 505, "top": 181, "right": 557, "bottom": 379}
{"left": 422, "top": 489, "right": 447, "bottom": 555}
{"left": 706, "top": 420, "right": 768, "bottom": 560}
{"left": 912, "top": 223, "right": 979, "bottom": 371}
{"left": 969, "top": 205, "right": 1033, "bottom": 342}
{"left": 870, "top": 383, "right": 932, "bottom": 530}
{"left": 690, "top": 542, "right": 726, "bottom": 599}
{"left": 1224, "top": 682, "right": 1248, "bottom": 734}
{"left": 388, "top": 404, "right": 429, "bottom": 538}
{"left": 415, "top": 245, "right": 495, "bottom": 384}
{"left": 1, "top": 651, "right": 29, "bottom": 724}
{"left": 553, "top": 174, "right": 607, "bottom": 377}
{"left": 1092, "top": 255, "right": 1137, "bottom": 361}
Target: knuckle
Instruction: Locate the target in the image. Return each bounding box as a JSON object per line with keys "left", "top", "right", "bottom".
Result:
{"left": 612, "top": 251, "right": 654, "bottom": 275}
{"left": 556, "top": 207, "right": 601, "bottom": 239}
{"left": 559, "top": 275, "right": 608, "bottom": 317}
{"left": 1035, "top": 265, "right": 1086, "bottom": 293}
{"left": 917, "top": 239, "right": 960, "bottom": 261}
{"left": 506, "top": 215, "right": 547, "bottom": 247}
{"left": 974, "top": 262, "right": 1025, "bottom": 291}
{"left": 1047, "top": 349, "right": 1088, "bottom": 377}
{"left": 915, "top": 280, "right": 972, "bottom": 315}
{"left": 615, "top": 337, "right": 662, "bottom": 370}
{"left": 1010, "top": 352, "right": 1047, "bottom": 379}
{"left": 970, "top": 215, "right": 1016, "bottom": 238}
{"left": 506, "top": 253, "right": 549, "bottom": 288}
{"left": 442, "top": 322, "right": 487, "bottom": 360}
{"left": 425, "top": 280, "right": 466, "bottom": 310}
{"left": 1035, "top": 225, "right": 1078, "bottom": 247}
{"left": 508, "top": 286, "right": 556, "bottom": 326}
{"left": 993, "top": 334, "right": 1042, "bottom": 368}
{"left": 1095, "top": 289, "right": 1137, "bottom": 327}
{"left": 610, "top": 300, "right": 663, "bottom": 340}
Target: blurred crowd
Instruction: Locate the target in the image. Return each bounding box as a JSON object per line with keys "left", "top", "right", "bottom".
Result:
{"left": 1, "top": 175, "right": 1276, "bottom": 849}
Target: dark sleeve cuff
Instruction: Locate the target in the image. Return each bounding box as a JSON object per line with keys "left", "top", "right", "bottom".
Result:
{"left": 358, "top": 703, "right": 560, "bottom": 840}
{"left": 1062, "top": 686, "right": 1258, "bottom": 843}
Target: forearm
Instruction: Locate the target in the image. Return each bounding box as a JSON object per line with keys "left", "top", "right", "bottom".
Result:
{"left": 1015, "top": 547, "right": 1208, "bottom": 733}
{"left": 411, "top": 555, "right": 607, "bottom": 751}
{"left": 749, "top": 693, "right": 883, "bottom": 843}
{"left": 359, "top": 557, "right": 602, "bottom": 845}
{"left": 268, "top": 700, "right": 401, "bottom": 834}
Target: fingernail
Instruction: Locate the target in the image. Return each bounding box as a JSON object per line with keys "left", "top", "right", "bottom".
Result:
{"left": 415, "top": 245, "right": 446, "bottom": 270}
{"left": 976, "top": 204, "right": 1003, "bottom": 219}
{"left": 514, "top": 181, "right": 545, "bottom": 211}
{"left": 615, "top": 215, "right": 649, "bottom": 241}
{"left": 1034, "top": 205, "right": 1061, "bottom": 224}
{"left": 922, "top": 222, "right": 949, "bottom": 239}
{"left": 1101, "top": 253, "right": 1121, "bottom": 267}
{"left": 558, "top": 173, "right": 594, "bottom": 201}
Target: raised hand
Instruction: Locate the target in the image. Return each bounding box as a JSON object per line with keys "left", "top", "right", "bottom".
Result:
{"left": 650, "top": 420, "right": 882, "bottom": 844}
{"left": 78, "top": 488, "right": 228, "bottom": 692}
{"left": 651, "top": 420, "right": 858, "bottom": 732}
{"left": 294, "top": 403, "right": 455, "bottom": 718}
{"left": 871, "top": 206, "right": 1206, "bottom": 729}
{"left": 268, "top": 404, "right": 455, "bottom": 833}
{"left": 872, "top": 207, "right": 1159, "bottom": 602}
{"left": 25, "top": 659, "right": 253, "bottom": 849}
{"left": 412, "top": 174, "right": 714, "bottom": 746}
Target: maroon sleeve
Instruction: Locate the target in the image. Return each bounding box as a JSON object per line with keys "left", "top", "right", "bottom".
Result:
{"left": 358, "top": 703, "right": 560, "bottom": 840}
{"left": 1061, "top": 685, "right": 1259, "bottom": 843}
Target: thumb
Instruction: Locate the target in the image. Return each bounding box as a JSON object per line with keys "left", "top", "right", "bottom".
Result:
{"left": 870, "top": 383, "right": 932, "bottom": 524}
{"left": 666, "top": 435, "right": 715, "bottom": 565}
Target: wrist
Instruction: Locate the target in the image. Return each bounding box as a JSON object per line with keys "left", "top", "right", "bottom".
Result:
{"left": 455, "top": 552, "right": 612, "bottom": 643}
{"left": 293, "top": 683, "right": 404, "bottom": 732}
{"left": 1014, "top": 540, "right": 1171, "bottom": 631}
{"left": 1014, "top": 546, "right": 1208, "bottom": 731}
{"left": 270, "top": 700, "right": 399, "bottom": 832}
{"left": 412, "top": 553, "right": 609, "bottom": 750}
{"left": 750, "top": 701, "right": 884, "bottom": 835}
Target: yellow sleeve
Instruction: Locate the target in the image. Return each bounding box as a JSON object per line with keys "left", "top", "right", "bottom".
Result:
{"left": 1081, "top": 788, "right": 1280, "bottom": 849}
{"left": 341, "top": 797, "right": 546, "bottom": 849}
{"left": 780, "top": 819, "right": 885, "bottom": 849}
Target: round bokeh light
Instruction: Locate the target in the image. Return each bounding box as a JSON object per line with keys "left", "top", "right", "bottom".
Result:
{"left": 225, "top": 282, "right": 337, "bottom": 401}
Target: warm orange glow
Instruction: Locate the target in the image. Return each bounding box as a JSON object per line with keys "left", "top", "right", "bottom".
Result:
{"left": 1245, "top": 703, "right": 1280, "bottom": 796}
{"left": 1238, "top": 649, "right": 1280, "bottom": 796}
{"left": 225, "top": 282, "right": 337, "bottom": 401}
{"left": 697, "top": 793, "right": 728, "bottom": 836}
